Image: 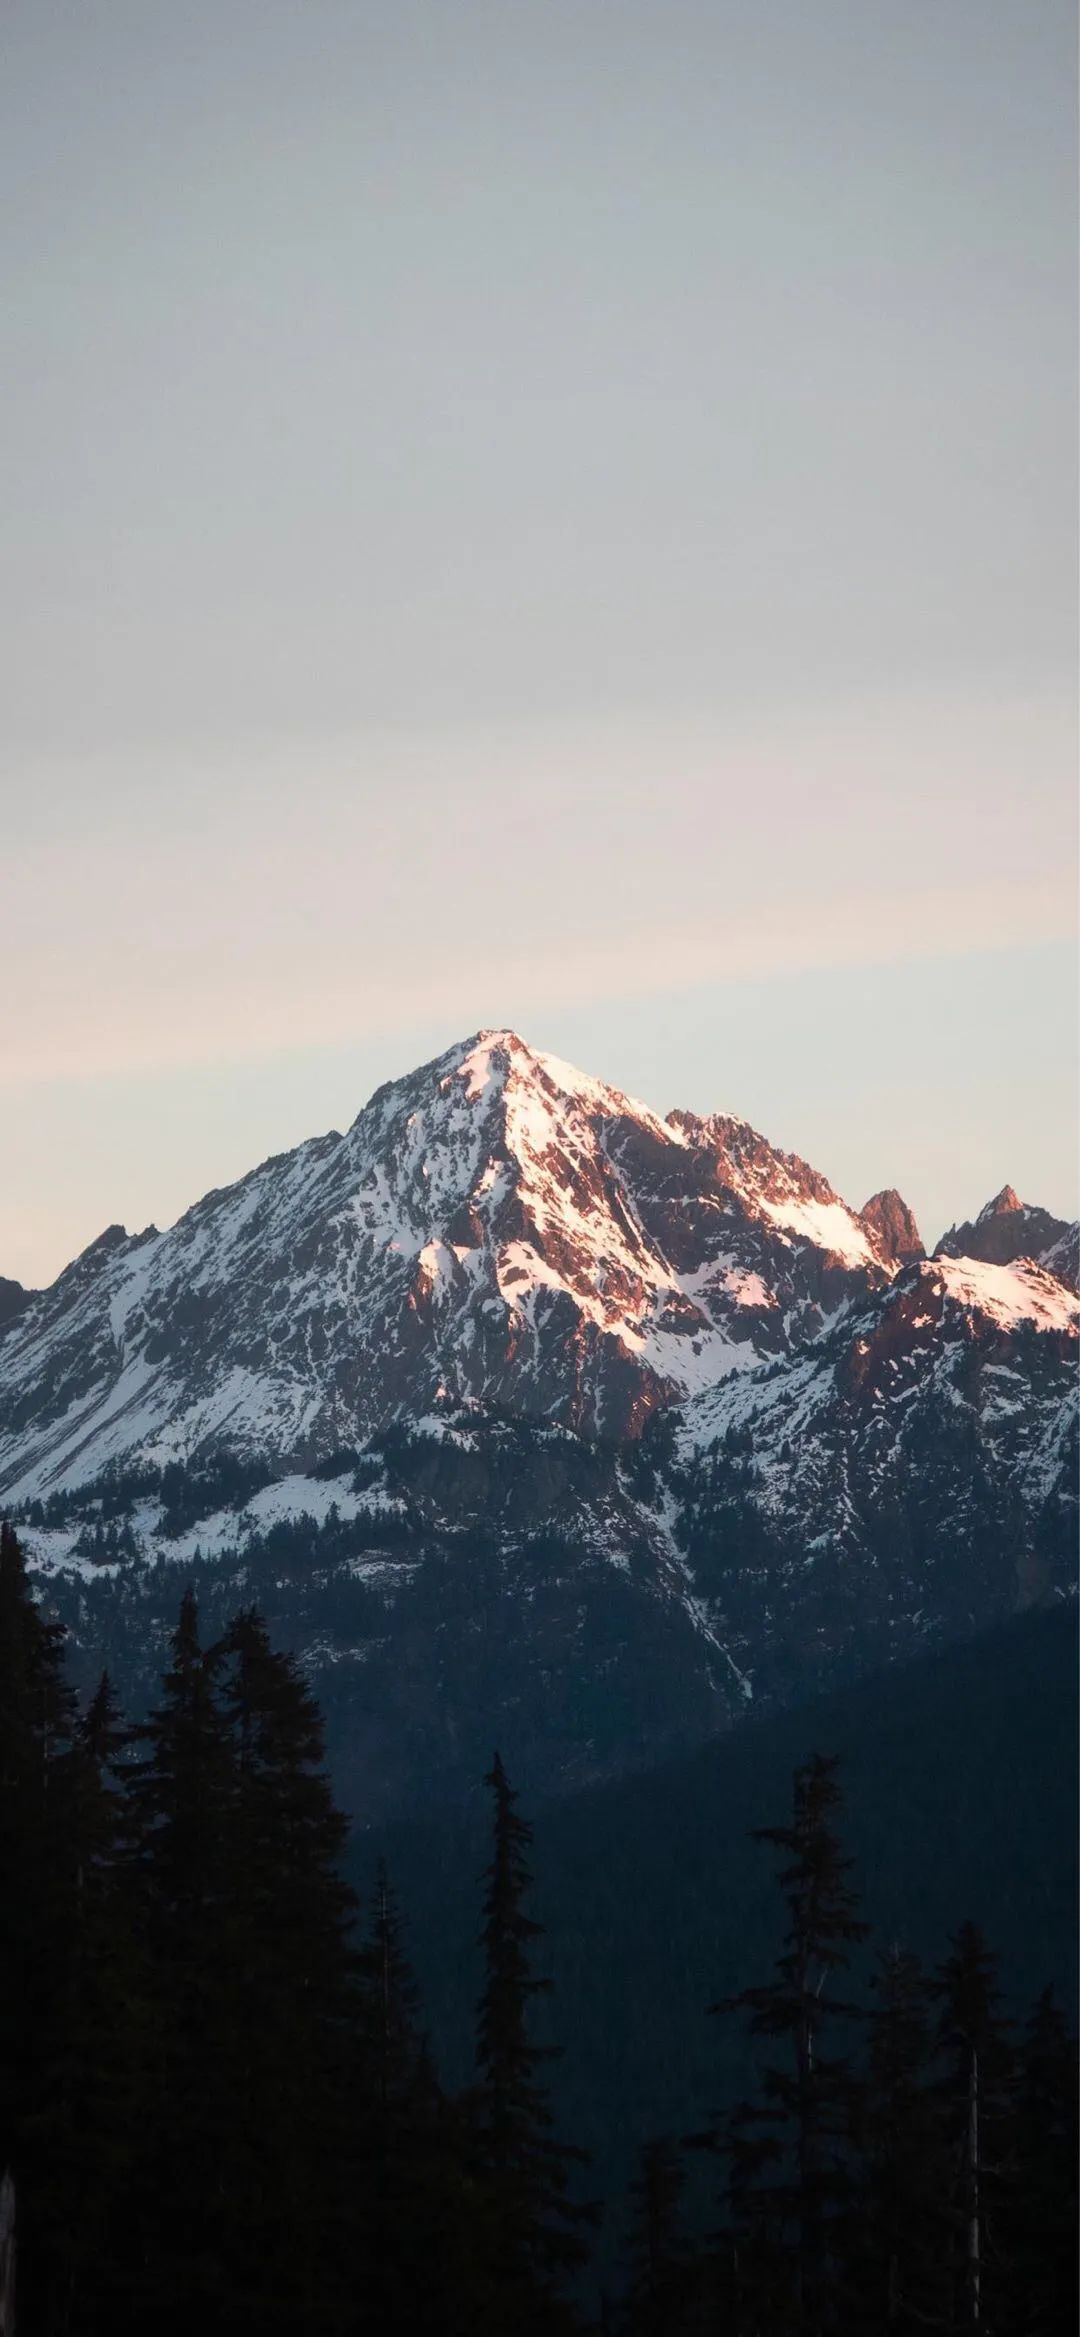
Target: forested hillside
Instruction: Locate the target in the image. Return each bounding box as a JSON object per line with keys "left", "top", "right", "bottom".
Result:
{"left": 371, "top": 1606, "right": 1078, "bottom": 2282}
{"left": 2, "top": 1521, "right": 1074, "bottom": 2333}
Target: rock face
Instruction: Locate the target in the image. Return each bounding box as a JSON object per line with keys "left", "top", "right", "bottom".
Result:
{"left": 5, "top": 1029, "right": 1076, "bottom": 1821}
{"left": 16, "top": 1253, "right": 1078, "bottom": 1821}
{"left": 0, "top": 1030, "right": 906, "bottom": 1499}
{"left": 23, "top": 1408, "right": 751, "bottom": 1820}
{"left": 0, "top": 1279, "right": 32, "bottom": 1333}
{"left": 935, "top": 1186, "right": 1078, "bottom": 1284}
{"left": 675, "top": 1254, "right": 1078, "bottom": 1708}
{"left": 858, "top": 1188, "right": 924, "bottom": 1266}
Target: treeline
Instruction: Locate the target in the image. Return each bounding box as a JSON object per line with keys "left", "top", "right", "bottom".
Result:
{"left": 623, "top": 1757, "right": 1077, "bottom": 2335}
{"left": 0, "top": 1523, "right": 588, "bottom": 2337}
{"left": 0, "top": 1520, "right": 1075, "bottom": 2336}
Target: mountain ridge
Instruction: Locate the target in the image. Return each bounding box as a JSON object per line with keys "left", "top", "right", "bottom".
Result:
{"left": 2, "top": 1029, "right": 1074, "bottom": 1504}
{"left": 934, "top": 1183, "right": 1078, "bottom": 1285}
{"left": 3, "top": 1014, "right": 1074, "bottom": 1819}
{"left": 0, "top": 1029, "right": 919, "bottom": 1497}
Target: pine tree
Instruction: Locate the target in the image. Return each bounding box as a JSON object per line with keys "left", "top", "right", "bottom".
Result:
{"left": 718, "top": 1753, "right": 868, "bottom": 2337}
{"left": 720, "top": 2093, "right": 792, "bottom": 2337}
{"left": 32, "top": 1673, "right": 144, "bottom": 2337}
{"left": 851, "top": 1945, "right": 949, "bottom": 2334}
{"left": 472, "top": 1751, "right": 592, "bottom": 2334}
{"left": 352, "top": 1860, "right": 472, "bottom": 2336}
{"left": 214, "top": 1607, "right": 357, "bottom": 2335}
{"left": 624, "top": 2138, "right": 696, "bottom": 2337}
{"left": 0, "top": 1522, "right": 77, "bottom": 2325}
{"left": 1002, "top": 1986, "right": 1077, "bottom": 2337}
{"left": 358, "top": 1858, "right": 423, "bottom": 2118}
{"left": 121, "top": 1588, "right": 239, "bottom": 2335}
{"left": 931, "top": 1921, "right": 1014, "bottom": 2334}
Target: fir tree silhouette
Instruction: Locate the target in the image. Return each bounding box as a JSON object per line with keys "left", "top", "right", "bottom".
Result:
{"left": 931, "top": 1921, "right": 1015, "bottom": 2335}
{"left": 1005, "top": 1985, "right": 1079, "bottom": 2335}
{"left": 215, "top": 1606, "right": 357, "bottom": 2335}
{"left": 0, "top": 1522, "right": 77, "bottom": 2328}
{"left": 472, "top": 1750, "right": 593, "bottom": 2333}
{"left": 717, "top": 1753, "right": 867, "bottom": 2337}
{"left": 852, "top": 1944, "right": 948, "bottom": 2333}
{"left": 623, "top": 2137, "right": 695, "bottom": 2337}
{"left": 123, "top": 1589, "right": 238, "bottom": 2334}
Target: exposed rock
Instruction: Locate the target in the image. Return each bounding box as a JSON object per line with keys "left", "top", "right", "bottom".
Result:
{"left": 6, "top": 1027, "right": 1076, "bottom": 1825}
{"left": 858, "top": 1188, "right": 924, "bottom": 1265}
{"left": 0, "top": 1279, "right": 33, "bottom": 1334}
{"left": 935, "top": 1186, "right": 1077, "bottom": 1280}
{"left": 675, "top": 1254, "right": 1078, "bottom": 1708}
{"left": 0, "top": 1030, "right": 900, "bottom": 1498}
{"left": 18, "top": 1248, "right": 1078, "bottom": 1821}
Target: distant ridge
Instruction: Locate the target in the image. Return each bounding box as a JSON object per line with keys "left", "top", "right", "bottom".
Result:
{"left": 0, "top": 1028, "right": 1074, "bottom": 1506}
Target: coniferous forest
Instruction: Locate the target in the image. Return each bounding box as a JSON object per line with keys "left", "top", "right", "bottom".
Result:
{"left": 1, "top": 1520, "right": 1076, "bottom": 2337}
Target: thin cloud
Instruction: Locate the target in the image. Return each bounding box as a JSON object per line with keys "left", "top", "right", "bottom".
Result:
{"left": 3, "top": 872, "right": 1072, "bottom": 1090}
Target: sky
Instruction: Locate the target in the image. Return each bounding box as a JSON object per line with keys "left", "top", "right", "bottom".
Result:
{"left": 2, "top": 0, "right": 1076, "bottom": 1288}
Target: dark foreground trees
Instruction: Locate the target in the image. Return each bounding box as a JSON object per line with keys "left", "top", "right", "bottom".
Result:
{"left": 716, "top": 1752, "right": 868, "bottom": 2335}
{"left": 471, "top": 1751, "right": 593, "bottom": 2333}
{"left": 644, "top": 1754, "right": 1078, "bottom": 2337}
{"left": 0, "top": 1521, "right": 1075, "bottom": 2336}
{"left": 0, "top": 1535, "right": 594, "bottom": 2336}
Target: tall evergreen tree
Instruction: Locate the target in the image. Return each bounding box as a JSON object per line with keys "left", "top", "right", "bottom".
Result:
{"left": 718, "top": 1753, "right": 867, "bottom": 2337}
{"left": 623, "top": 2137, "right": 696, "bottom": 2337}
{"left": 1002, "top": 1987, "right": 1077, "bottom": 2337}
{"left": 0, "top": 1522, "right": 77, "bottom": 2324}
{"left": 214, "top": 1607, "right": 358, "bottom": 2335}
{"left": 851, "top": 1945, "right": 948, "bottom": 2335}
{"left": 352, "top": 1860, "right": 473, "bottom": 2336}
{"left": 30, "top": 1672, "right": 146, "bottom": 2337}
{"left": 121, "top": 1588, "right": 239, "bottom": 2335}
{"left": 472, "top": 1751, "right": 592, "bottom": 2334}
{"left": 931, "top": 1922, "right": 1014, "bottom": 2334}
{"left": 358, "top": 1858, "right": 423, "bottom": 2117}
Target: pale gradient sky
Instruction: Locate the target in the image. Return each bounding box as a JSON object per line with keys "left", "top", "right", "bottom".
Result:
{"left": 2, "top": 1, "right": 1076, "bottom": 1287}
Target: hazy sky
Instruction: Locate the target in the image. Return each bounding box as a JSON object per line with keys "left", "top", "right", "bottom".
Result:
{"left": 2, "top": 0, "right": 1076, "bottom": 1286}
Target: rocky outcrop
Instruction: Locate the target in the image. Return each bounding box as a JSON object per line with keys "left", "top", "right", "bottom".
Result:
{"left": 935, "top": 1186, "right": 1077, "bottom": 1281}
{"left": 0, "top": 1279, "right": 33, "bottom": 1334}
{"left": 858, "top": 1188, "right": 924, "bottom": 1265}
{"left": 675, "top": 1255, "right": 1078, "bottom": 1707}
{"left": 17, "top": 1245, "right": 1078, "bottom": 1820}
{"left": 0, "top": 1031, "right": 902, "bottom": 1497}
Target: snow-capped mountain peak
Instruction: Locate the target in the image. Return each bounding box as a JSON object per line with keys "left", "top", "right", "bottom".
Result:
{"left": 935, "top": 1183, "right": 1078, "bottom": 1286}
{"left": 979, "top": 1183, "right": 1023, "bottom": 1221}
{"left": 858, "top": 1188, "right": 924, "bottom": 1265}
{"left": 1, "top": 1030, "right": 1068, "bottom": 1502}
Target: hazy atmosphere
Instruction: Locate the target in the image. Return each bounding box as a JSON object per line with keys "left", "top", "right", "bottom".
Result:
{"left": 3, "top": 0, "right": 1076, "bottom": 1285}
{"left": 2, "top": 17, "right": 1077, "bottom": 2332}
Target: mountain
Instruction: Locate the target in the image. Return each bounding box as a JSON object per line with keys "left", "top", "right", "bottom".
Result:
{"left": 672, "top": 1251, "right": 1077, "bottom": 1706}
{"left": 24, "top": 1409, "right": 748, "bottom": 1821}
{"left": 4, "top": 1028, "right": 1076, "bottom": 1821}
{"left": 0, "top": 1277, "right": 33, "bottom": 1332}
{"left": 858, "top": 1187, "right": 924, "bottom": 1264}
{"left": 0, "top": 1030, "right": 906, "bottom": 1500}
{"left": 15, "top": 1256, "right": 1077, "bottom": 1821}
{"left": 935, "top": 1184, "right": 1079, "bottom": 1285}
{"left": 373, "top": 1606, "right": 1078, "bottom": 2234}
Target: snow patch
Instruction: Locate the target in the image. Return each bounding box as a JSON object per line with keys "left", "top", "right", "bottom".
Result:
{"left": 758, "top": 1196, "right": 874, "bottom": 1268}
{"left": 936, "top": 1256, "right": 1078, "bottom": 1334}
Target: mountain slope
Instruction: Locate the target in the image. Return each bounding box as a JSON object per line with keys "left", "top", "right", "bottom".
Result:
{"left": 0, "top": 1030, "right": 904, "bottom": 1497}
{"left": 5, "top": 1028, "right": 1075, "bottom": 1821}
{"left": 17, "top": 1243, "right": 1076, "bottom": 1822}
{"left": 21, "top": 1406, "right": 750, "bottom": 1819}
{"left": 0, "top": 1277, "right": 33, "bottom": 1332}
{"left": 936, "top": 1184, "right": 1079, "bottom": 1285}
{"left": 373, "top": 1607, "right": 1078, "bottom": 2236}
{"left": 673, "top": 1253, "right": 1077, "bottom": 1704}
